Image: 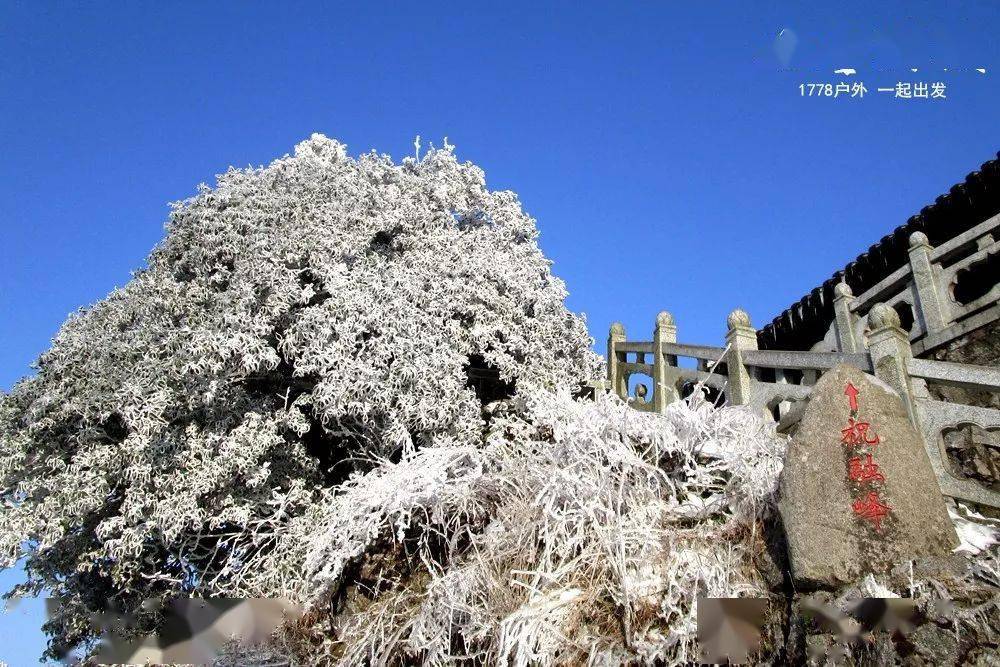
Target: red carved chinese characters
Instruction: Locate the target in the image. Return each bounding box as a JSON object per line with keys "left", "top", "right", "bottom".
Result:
{"left": 852, "top": 491, "right": 891, "bottom": 531}
{"left": 841, "top": 383, "right": 891, "bottom": 533}
{"left": 841, "top": 418, "right": 881, "bottom": 446}
{"left": 848, "top": 453, "right": 885, "bottom": 484}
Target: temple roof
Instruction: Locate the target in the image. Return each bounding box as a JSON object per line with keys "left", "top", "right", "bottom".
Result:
{"left": 758, "top": 151, "right": 1000, "bottom": 351}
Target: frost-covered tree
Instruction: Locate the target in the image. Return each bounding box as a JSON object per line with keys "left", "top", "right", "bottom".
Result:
{"left": 0, "top": 135, "right": 600, "bottom": 658}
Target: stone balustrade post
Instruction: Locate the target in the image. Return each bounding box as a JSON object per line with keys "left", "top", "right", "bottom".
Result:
{"left": 607, "top": 322, "right": 627, "bottom": 399}
{"left": 652, "top": 310, "right": 679, "bottom": 412}
{"left": 867, "top": 303, "right": 919, "bottom": 427}
{"left": 725, "top": 309, "right": 757, "bottom": 406}
{"left": 832, "top": 282, "right": 860, "bottom": 353}
{"left": 908, "top": 231, "right": 951, "bottom": 335}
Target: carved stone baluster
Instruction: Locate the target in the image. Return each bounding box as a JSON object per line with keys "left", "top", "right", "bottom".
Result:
{"left": 867, "top": 303, "right": 919, "bottom": 427}
{"left": 607, "top": 322, "right": 627, "bottom": 399}
{"left": 833, "top": 282, "right": 860, "bottom": 353}
{"left": 908, "top": 231, "right": 951, "bottom": 335}
{"left": 725, "top": 309, "right": 757, "bottom": 406}
{"left": 653, "top": 310, "right": 678, "bottom": 412}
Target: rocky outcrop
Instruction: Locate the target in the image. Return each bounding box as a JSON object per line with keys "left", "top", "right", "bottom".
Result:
{"left": 779, "top": 365, "right": 958, "bottom": 589}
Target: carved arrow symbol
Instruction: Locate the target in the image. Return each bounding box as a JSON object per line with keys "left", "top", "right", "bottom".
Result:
{"left": 845, "top": 383, "right": 859, "bottom": 412}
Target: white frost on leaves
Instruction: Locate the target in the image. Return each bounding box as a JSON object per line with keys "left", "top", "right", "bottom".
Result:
{"left": 0, "top": 134, "right": 599, "bottom": 659}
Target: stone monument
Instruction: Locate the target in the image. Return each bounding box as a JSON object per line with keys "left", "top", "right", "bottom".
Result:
{"left": 779, "top": 364, "right": 958, "bottom": 587}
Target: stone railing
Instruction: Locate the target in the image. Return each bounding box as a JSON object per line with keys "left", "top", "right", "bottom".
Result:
{"left": 607, "top": 303, "right": 1000, "bottom": 509}
{"left": 822, "top": 215, "right": 1000, "bottom": 357}
{"left": 608, "top": 309, "right": 871, "bottom": 427}
{"left": 909, "top": 358, "right": 1000, "bottom": 508}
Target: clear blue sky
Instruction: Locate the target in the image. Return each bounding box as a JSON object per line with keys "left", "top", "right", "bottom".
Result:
{"left": 1, "top": 2, "right": 998, "bottom": 662}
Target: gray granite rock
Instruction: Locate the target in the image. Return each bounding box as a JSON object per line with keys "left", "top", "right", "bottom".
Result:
{"left": 906, "top": 623, "right": 960, "bottom": 665}
{"left": 779, "top": 364, "right": 958, "bottom": 588}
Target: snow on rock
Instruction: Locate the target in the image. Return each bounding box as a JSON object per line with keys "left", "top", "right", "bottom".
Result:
{"left": 950, "top": 501, "right": 1000, "bottom": 555}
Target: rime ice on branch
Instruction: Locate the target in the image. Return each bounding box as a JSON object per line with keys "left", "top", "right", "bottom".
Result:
{"left": 0, "top": 134, "right": 599, "bottom": 660}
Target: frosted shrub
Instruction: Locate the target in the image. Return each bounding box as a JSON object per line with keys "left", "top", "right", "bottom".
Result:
{"left": 249, "top": 389, "right": 785, "bottom": 665}
{"left": 0, "top": 135, "right": 599, "bottom": 659}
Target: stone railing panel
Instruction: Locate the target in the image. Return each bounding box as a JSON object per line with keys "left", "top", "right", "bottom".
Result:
{"left": 908, "top": 358, "right": 1000, "bottom": 393}
{"left": 742, "top": 350, "right": 874, "bottom": 373}
{"left": 915, "top": 400, "right": 1000, "bottom": 508}
{"left": 827, "top": 216, "right": 1000, "bottom": 359}
{"left": 659, "top": 342, "right": 726, "bottom": 364}
{"left": 929, "top": 212, "right": 999, "bottom": 265}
